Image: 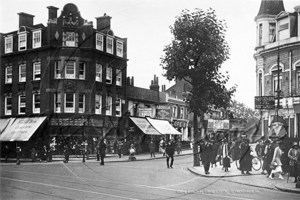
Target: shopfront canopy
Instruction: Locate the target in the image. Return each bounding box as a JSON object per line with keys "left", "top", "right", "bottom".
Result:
{"left": 0, "top": 118, "right": 15, "bottom": 134}
{"left": 146, "top": 117, "right": 182, "bottom": 135}
{"left": 129, "top": 117, "right": 161, "bottom": 135}
{"left": 0, "top": 117, "right": 47, "bottom": 142}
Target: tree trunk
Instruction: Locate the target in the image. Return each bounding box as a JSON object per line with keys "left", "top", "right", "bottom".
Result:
{"left": 193, "top": 111, "right": 200, "bottom": 166}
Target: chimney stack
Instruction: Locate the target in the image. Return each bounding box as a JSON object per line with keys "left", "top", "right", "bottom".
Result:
{"left": 96, "top": 15, "right": 111, "bottom": 31}
{"left": 47, "top": 6, "right": 59, "bottom": 21}
{"left": 18, "top": 12, "right": 34, "bottom": 27}
{"left": 150, "top": 75, "right": 159, "bottom": 92}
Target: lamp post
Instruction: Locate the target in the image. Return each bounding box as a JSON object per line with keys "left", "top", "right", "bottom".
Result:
{"left": 82, "top": 116, "right": 86, "bottom": 163}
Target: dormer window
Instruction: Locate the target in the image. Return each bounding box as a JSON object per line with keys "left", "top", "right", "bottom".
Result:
{"left": 5, "top": 36, "right": 13, "bottom": 53}
{"left": 96, "top": 33, "right": 103, "bottom": 51}
{"left": 18, "top": 33, "right": 27, "bottom": 51}
{"left": 106, "top": 36, "right": 113, "bottom": 54}
{"left": 116, "top": 40, "right": 123, "bottom": 57}
{"left": 32, "top": 30, "right": 41, "bottom": 48}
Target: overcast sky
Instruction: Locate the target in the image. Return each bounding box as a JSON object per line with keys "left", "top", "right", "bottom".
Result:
{"left": 0, "top": 0, "right": 298, "bottom": 109}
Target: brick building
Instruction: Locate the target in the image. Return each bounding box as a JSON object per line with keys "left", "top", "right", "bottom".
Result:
{"left": 0, "top": 3, "right": 128, "bottom": 153}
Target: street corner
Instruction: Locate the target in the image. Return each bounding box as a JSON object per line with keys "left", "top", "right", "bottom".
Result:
{"left": 275, "top": 182, "right": 300, "bottom": 194}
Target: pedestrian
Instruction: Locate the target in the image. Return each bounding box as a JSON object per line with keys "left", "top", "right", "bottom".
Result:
{"left": 200, "top": 139, "right": 213, "bottom": 174}
{"left": 210, "top": 141, "right": 219, "bottom": 168}
{"left": 3, "top": 145, "right": 10, "bottom": 163}
{"left": 159, "top": 138, "right": 165, "bottom": 155}
{"left": 64, "top": 145, "right": 70, "bottom": 163}
{"left": 96, "top": 140, "right": 100, "bottom": 161}
{"left": 166, "top": 138, "right": 176, "bottom": 168}
{"left": 265, "top": 140, "right": 276, "bottom": 177}
{"left": 239, "top": 139, "right": 252, "bottom": 175}
{"left": 269, "top": 141, "right": 284, "bottom": 180}
{"left": 16, "top": 145, "right": 21, "bottom": 165}
{"left": 48, "top": 144, "right": 54, "bottom": 162}
{"left": 287, "top": 142, "right": 300, "bottom": 182}
{"left": 255, "top": 139, "right": 263, "bottom": 159}
{"left": 117, "top": 140, "right": 123, "bottom": 158}
{"left": 149, "top": 140, "right": 156, "bottom": 157}
{"left": 261, "top": 140, "right": 271, "bottom": 174}
{"left": 99, "top": 139, "right": 107, "bottom": 165}
{"left": 219, "top": 139, "right": 231, "bottom": 172}
{"left": 113, "top": 140, "right": 118, "bottom": 155}
{"left": 30, "top": 147, "right": 37, "bottom": 162}
{"left": 41, "top": 145, "right": 48, "bottom": 163}
{"left": 176, "top": 139, "right": 182, "bottom": 154}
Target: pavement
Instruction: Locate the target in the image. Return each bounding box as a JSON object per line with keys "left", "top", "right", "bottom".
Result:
{"left": 188, "top": 161, "right": 300, "bottom": 195}
{"left": 1, "top": 149, "right": 299, "bottom": 194}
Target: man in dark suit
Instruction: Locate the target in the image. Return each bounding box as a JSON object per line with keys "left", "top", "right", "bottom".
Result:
{"left": 200, "top": 139, "right": 213, "bottom": 174}
{"left": 99, "top": 139, "right": 107, "bottom": 165}
{"left": 166, "top": 138, "right": 176, "bottom": 168}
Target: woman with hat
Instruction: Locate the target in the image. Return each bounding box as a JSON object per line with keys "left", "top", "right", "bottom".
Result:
{"left": 288, "top": 142, "right": 300, "bottom": 183}
{"left": 269, "top": 141, "right": 284, "bottom": 180}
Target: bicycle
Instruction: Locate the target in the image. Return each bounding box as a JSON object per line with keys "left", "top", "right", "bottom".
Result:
{"left": 235, "top": 156, "right": 262, "bottom": 171}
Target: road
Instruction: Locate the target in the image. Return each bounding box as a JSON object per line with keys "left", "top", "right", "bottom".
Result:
{"left": 0, "top": 155, "right": 299, "bottom": 200}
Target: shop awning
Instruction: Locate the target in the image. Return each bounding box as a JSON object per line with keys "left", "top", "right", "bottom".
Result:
{"left": 0, "top": 118, "right": 15, "bottom": 134}
{"left": 0, "top": 117, "right": 47, "bottom": 141}
{"left": 129, "top": 117, "right": 161, "bottom": 135}
{"left": 146, "top": 117, "right": 182, "bottom": 135}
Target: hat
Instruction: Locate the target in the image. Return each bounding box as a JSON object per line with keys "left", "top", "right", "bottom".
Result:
{"left": 292, "top": 142, "right": 298, "bottom": 147}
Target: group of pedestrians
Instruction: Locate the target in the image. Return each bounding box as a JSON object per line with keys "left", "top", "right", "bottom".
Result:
{"left": 259, "top": 139, "right": 300, "bottom": 182}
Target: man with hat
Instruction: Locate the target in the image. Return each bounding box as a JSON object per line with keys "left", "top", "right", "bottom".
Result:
{"left": 288, "top": 142, "right": 300, "bottom": 183}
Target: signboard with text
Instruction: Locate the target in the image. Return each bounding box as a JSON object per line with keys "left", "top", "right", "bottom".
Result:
{"left": 255, "top": 96, "right": 275, "bottom": 109}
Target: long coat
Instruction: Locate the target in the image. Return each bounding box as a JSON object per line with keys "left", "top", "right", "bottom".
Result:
{"left": 200, "top": 142, "right": 213, "bottom": 162}
{"left": 239, "top": 143, "right": 252, "bottom": 171}
{"left": 166, "top": 141, "right": 175, "bottom": 156}
{"left": 149, "top": 142, "right": 155, "bottom": 153}
{"left": 99, "top": 142, "right": 107, "bottom": 155}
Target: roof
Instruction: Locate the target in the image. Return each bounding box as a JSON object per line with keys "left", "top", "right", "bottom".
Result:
{"left": 256, "top": 0, "right": 285, "bottom": 17}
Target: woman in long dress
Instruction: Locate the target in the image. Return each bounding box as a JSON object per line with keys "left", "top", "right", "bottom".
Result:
{"left": 269, "top": 142, "right": 284, "bottom": 180}
{"left": 239, "top": 139, "right": 252, "bottom": 175}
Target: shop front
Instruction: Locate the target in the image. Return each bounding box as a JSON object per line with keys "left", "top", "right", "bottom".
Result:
{"left": 48, "top": 115, "right": 126, "bottom": 155}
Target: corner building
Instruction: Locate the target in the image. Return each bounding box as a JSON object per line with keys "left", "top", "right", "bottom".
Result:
{"left": 254, "top": 0, "right": 300, "bottom": 139}
{"left": 0, "top": 3, "right": 128, "bottom": 152}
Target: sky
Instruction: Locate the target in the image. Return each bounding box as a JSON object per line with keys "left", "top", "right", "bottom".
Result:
{"left": 0, "top": 0, "right": 299, "bottom": 109}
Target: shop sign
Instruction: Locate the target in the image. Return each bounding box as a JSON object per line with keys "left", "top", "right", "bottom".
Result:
{"left": 172, "top": 119, "right": 188, "bottom": 128}
{"left": 156, "top": 105, "right": 171, "bottom": 120}
{"left": 104, "top": 117, "right": 121, "bottom": 128}
{"left": 207, "top": 119, "right": 229, "bottom": 130}
{"left": 255, "top": 96, "right": 275, "bottom": 109}
{"left": 138, "top": 108, "right": 152, "bottom": 117}
{"left": 50, "top": 118, "right": 103, "bottom": 127}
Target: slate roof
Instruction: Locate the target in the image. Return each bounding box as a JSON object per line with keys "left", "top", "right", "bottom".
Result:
{"left": 257, "top": 0, "right": 285, "bottom": 16}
